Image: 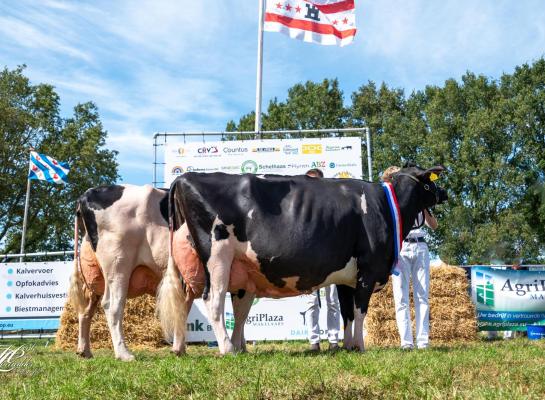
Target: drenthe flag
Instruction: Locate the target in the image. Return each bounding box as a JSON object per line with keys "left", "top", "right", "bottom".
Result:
{"left": 264, "top": 0, "right": 357, "bottom": 46}
{"left": 28, "top": 151, "right": 69, "bottom": 184}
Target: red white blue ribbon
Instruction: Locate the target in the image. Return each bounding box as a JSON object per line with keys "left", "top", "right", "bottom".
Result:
{"left": 382, "top": 182, "right": 403, "bottom": 275}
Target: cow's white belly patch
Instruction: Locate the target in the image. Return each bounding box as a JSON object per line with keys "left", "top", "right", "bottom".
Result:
{"left": 319, "top": 257, "right": 357, "bottom": 288}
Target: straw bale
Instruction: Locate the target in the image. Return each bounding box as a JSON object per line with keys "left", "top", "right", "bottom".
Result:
{"left": 366, "top": 264, "right": 477, "bottom": 346}
{"left": 55, "top": 294, "right": 164, "bottom": 351}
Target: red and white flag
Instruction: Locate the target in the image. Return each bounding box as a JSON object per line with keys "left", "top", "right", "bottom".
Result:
{"left": 264, "top": 0, "right": 357, "bottom": 46}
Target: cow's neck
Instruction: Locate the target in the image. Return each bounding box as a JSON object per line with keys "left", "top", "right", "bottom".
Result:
{"left": 391, "top": 179, "right": 425, "bottom": 239}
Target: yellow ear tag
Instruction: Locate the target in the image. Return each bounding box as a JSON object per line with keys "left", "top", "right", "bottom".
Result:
{"left": 429, "top": 172, "right": 439, "bottom": 181}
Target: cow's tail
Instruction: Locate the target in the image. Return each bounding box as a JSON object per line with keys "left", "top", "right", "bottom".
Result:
{"left": 156, "top": 184, "right": 187, "bottom": 343}
{"left": 68, "top": 205, "right": 87, "bottom": 314}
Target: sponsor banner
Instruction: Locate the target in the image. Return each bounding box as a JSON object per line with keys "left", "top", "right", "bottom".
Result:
{"left": 164, "top": 137, "right": 362, "bottom": 186}
{"left": 186, "top": 289, "right": 344, "bottom": 342}
{"left": 0, "top": 262, "right": 71, "bottom": 331}
{"left": 471, "top": 266, "right": 545, "bottom": 330}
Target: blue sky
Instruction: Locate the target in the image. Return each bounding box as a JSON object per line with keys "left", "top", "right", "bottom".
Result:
{"left": 1, "top": 0, "right": 544, "bottom": 186}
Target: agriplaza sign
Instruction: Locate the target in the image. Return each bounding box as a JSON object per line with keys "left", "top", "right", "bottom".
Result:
{"left": 185, "top": 291, "right": 343, "bottom": 342}
{"left": 471, "top": 266, "right": 545, "bottom": 330}
{"left": 163, "top": 137, "right": 362, "bottom": 187}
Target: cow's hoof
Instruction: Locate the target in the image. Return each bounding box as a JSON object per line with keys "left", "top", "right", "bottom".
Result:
{"left": 76, "top": 350, "right": 93, "bottom": 359}
{"left": 171, "top": 349, "right": 186, "bottom": 357}
{"left": 116, "top": 353, "right": 135, "bottom": 362}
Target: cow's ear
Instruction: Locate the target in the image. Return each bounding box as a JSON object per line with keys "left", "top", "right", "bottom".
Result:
{"left": 418, "top": 165, "right": 445, "bottom": 181}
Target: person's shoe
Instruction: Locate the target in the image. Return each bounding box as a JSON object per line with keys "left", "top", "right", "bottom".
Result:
{"left": 309, "top": 343, "right": 320, "bottom": 352}
{"left": 417, "top": 344, "right": 429, "bottom": 350}
{"left": 401, "top": 344, "right": 414, "bottom": 351}
{"left": 328, "top": 342, "right": 340, "bottom": 352}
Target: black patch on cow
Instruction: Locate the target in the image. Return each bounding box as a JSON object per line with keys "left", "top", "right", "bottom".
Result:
{"left": 214, "top": 224, "right": 229, "bottom": 241}
{"left": 78, "top": 203, "right": 99, "bottom": 251}
{"left": 159, "top": 189, "right": 169, "bottom": 224}
{"left": 237, "top": 289, "right": 246, "bottom": 299}
{"left": 85, "top": 185, "right": 125, "bottom": 210}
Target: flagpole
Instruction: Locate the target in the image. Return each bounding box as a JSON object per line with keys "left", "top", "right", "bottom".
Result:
{"left": 254, "top": 0, "right": 265, "bottom": 137}
{"left": 19, "top": 177, "right": 31, "bottom": 262}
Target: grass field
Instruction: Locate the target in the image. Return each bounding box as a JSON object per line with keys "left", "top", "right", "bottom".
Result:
{"left": 1, "top": 339, "right": 544, "bottom": 399}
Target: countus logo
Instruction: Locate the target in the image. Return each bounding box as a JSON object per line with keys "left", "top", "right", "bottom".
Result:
{"left": 475, "top": 271, "right": 494, "bottom": 306}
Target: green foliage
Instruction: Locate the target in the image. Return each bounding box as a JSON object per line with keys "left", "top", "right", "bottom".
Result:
{"left": 0, "top": 66, "right": 118, "bottom": 254}
{"left": 228, "top": 61, "right": 545, "bottom": 264}
{"left": 227, "top": 78, "right": 348, "bottom": 139}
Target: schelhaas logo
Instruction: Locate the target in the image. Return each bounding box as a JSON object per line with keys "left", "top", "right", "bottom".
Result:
{"left": 197, "top": 146, "right": 219, "bottom": 154}
{"left": 246, "top": 313, "right": 284, "bottom": 325}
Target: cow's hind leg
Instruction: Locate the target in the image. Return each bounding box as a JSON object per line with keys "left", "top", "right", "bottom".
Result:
{"left": 337, "top": 285, "right": 355, "bottom": 350}
{"left": 101, "top": 265, "right": 134, "bottom": 361}
{"left": 231, "top": 290, "right": 255, "bottom": 352}
{"left": 76, "top": 293, "right": 100, "bottom": 358}
{"left": 203, "top": 234, "right": 235, "bottom": 355}
{"left": 171, "top": 293, "right": 194, "bottom": 356}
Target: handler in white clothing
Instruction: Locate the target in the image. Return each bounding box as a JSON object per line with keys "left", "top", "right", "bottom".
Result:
{"left": 304, "top": 168, "right": 341, "bottom": 351}
{"left": 382, "top": 166, "right": 438, "bottom": 350}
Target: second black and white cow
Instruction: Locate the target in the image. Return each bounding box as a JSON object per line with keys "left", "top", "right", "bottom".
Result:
{"left": 157, "top": 165, "right": 447, "bottom": 354}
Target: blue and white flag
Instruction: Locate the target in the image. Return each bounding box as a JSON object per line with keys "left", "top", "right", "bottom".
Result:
{"left": 28, "top": 151, "right": 69, "bottom": 184}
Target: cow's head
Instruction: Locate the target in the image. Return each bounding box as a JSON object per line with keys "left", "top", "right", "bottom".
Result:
{"left": 393, "top": 163, "right": 448, "bottom": 208}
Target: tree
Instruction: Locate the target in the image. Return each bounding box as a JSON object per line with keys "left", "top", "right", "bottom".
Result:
{"left": 0, "top": 66, "right": 118, "bottom": 255}
{"left": 226, "top": 78, "right": 349, "bottom": 138}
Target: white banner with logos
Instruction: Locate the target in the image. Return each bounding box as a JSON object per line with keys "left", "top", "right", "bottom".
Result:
{"left": 164, "top": 137, "right": 363, "bottom": 187}
{"left": 186, "top": 289, "right": 343, "bottom": 342}
{"left": 0, "top": 261, "right": 342, "bottom": 341}
{"left": 0, "top": 262, "right": 71, "bottom": 331}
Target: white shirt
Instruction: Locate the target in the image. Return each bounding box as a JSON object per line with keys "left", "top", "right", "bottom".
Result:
{"left": 406, "top": 212, "right": 426, "bottom": 239}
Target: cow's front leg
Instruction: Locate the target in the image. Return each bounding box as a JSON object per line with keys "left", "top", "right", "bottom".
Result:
{"left": 352, "top": 269, "right": 376, "bottom": 352}
{"left": 204, "top": 237, "right": 235, "bottom": 355}
{"left": 76, "top": 293, "right": 100, "bottom": 358}
{"left": 336, "top": 285, "right": 355, "bottom": 350}
{"left": 231, "top": 290, "right": 255, "bottom": 352}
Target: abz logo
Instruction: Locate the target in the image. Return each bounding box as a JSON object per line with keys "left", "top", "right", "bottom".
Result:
{"left": 171, "top": 166, "right": 184, "bottom": 175}
{"left": 302, "top": 144, "right": 323, "bottom": 154}
{"left": 311, "top": 161, "right": 326, "bottom": 168}
{"left": 241, "top": 160, "right": 258, "bottom": 174}
{"left": 283, "top": 144, "right": 299, "bottom": 155}
{"left": 197, "top": 146, "right": 219, "bottom": 154}
{"left": 334, "top": 171, "right": 355, "bottom": 179}
{"left": 475, "top": 271, "right": 494, "bottom": 306}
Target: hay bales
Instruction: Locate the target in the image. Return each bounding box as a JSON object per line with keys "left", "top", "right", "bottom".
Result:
{"left": 55, "top": 294, "right": 164, "bottom": 351}
{"left": 56, "top": 264, "right": 477, "bottom": 351}
{"left": 365, "top": 264, "right": 477, "bottom": 347}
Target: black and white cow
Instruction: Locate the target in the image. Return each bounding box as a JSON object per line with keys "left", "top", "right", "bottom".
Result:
{"left": 157, "top": 165, "right": 447, "bottom": 354}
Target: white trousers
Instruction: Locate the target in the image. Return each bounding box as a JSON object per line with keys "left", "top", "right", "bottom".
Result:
{"left": 392, "top": 242, "right": 430, "bottom": 348}
{"left": 305, "top": 285, "right": 340, "bottom": 344}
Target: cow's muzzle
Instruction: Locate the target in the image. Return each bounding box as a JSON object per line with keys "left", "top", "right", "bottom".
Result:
{"left": 436, "top": 187, "right": 448, "bottom": 205}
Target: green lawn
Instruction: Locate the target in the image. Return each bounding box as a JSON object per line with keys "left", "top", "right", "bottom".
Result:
{"left": 1, "top": 339, "right": 544, "bottom": 399}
